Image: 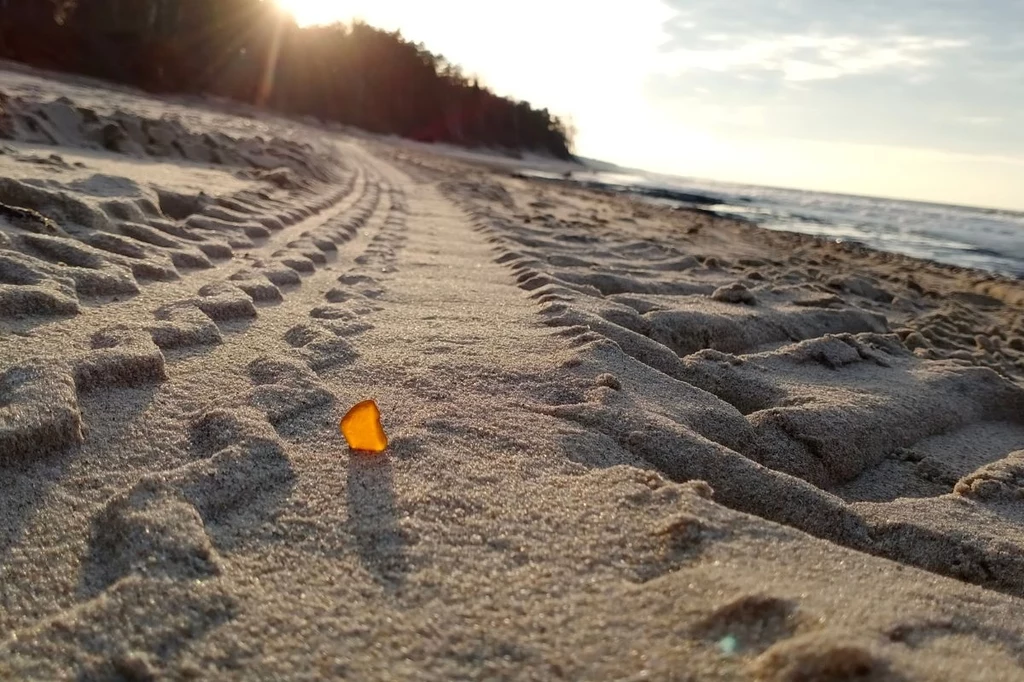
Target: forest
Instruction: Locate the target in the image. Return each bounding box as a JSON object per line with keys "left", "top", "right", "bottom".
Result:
{"left": 0, "top": 0, "right": 574, "bottom": 158}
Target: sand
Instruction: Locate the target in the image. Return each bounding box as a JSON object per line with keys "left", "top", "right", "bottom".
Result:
{"left": 2, "top": 65, "right": 1024, "bottom": 681}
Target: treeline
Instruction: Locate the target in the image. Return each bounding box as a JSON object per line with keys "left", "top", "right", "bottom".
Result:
{"left": 0, "top": 0, "right": 574, "bottom": 158}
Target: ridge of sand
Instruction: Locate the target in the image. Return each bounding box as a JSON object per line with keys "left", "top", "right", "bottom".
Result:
{"left": 2, "top": 70, "right": 1024, "bottom": 680}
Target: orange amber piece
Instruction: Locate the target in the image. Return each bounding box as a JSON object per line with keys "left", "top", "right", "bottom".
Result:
{"left": 340, "top": 399, "right": 388, "bottom": 453}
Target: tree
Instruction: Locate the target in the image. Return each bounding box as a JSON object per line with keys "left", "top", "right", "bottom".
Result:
{"left": 0, "top": 1, "right": 575, "bottom": 159}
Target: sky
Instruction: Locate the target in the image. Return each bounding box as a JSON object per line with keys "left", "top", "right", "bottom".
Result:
{"left": 276, "top": 0, "right": 1024, "bottom": 211}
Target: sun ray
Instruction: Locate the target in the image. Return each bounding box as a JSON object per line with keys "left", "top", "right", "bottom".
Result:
{"left": 273, "top": 0, "right": 355, "bottom": 27}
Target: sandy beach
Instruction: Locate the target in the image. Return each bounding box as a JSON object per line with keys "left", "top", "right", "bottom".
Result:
{"left": 2, "top": 67, "right": 1024, "bottom": 681}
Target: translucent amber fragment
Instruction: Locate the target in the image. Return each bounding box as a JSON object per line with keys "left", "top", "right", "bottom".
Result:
{"left": 340, "top": 399, "right": 388, "bottom": 453}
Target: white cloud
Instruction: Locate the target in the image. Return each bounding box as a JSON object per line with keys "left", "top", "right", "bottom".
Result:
{"left": 660, "top": 34, "right": 967, "bottom": 82}
{"left": 961, "top": 115, "right": 1004, "bottom": 126}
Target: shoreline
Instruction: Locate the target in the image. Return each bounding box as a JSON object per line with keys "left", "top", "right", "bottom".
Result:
{"left": 420, "top": 140, "right": 1023, "bottom": 312}
{"left": 503, "top": 165, "right": 1024, "bottom": 280}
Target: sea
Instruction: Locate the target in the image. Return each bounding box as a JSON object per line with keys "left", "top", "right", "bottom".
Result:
{"left": 522, "top": 167, "right": 1024, "bottom": 279}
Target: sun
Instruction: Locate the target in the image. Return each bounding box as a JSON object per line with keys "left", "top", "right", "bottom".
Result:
{"left": 273, "top": 0, "right": 353, "bottom": 27}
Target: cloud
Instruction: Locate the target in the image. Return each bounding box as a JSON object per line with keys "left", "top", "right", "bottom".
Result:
{"left": 663, "top": 33, "right": 966, "bottom": 82}
{"left": 658, "top": 0, "right": 1023, "bottom": 50}
{"left": 649, "top": 0, "right": 1024, "bottom": 154}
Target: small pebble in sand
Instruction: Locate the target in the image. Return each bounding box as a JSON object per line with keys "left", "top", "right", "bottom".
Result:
{"left": 712, "top": 282, "right": 757, "bottom": 305}
{"left": 718, "top": 635, "right": 739, "bottom": 656}
{"left": 340, "top": 399, "right": 389, "bottom": 453}
{"left": 595, "top": 373, "right": 622, "bottom": 390}
{"left": 900, "top": 331, "right": 930, "bottom": 351}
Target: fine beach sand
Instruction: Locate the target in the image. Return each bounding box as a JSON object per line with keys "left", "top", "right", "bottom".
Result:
{"left": 2, "top": 66, "right": 1024, "bottom": 681}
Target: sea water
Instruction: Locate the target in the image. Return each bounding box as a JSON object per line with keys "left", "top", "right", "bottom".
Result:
{"left": 540, "top": 168, "right": 1024, "bottom": 278}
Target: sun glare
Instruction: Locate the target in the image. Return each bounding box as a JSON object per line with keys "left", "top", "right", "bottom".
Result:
{"left": 274, "top": 0, "right": 354, "bottom": 27}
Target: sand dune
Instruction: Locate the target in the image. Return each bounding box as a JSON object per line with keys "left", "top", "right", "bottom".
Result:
{"left": 2, "top": 69, "right": 1024, "bottom": 680}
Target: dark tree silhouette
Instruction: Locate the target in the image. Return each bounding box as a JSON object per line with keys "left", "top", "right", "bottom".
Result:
{"left": 0, "top": 0, "right": 574, "bottom": 158}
